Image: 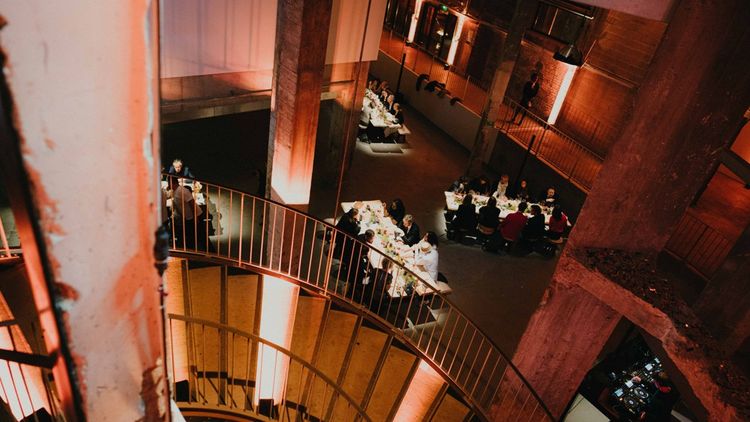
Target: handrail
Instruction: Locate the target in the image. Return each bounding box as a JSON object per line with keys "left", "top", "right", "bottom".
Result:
{"left": 500, "top": 97, "right": 605, "bottom": 161}
{"left": 163, "top": 174, "right": 554, "bottom": 421}
{"left": 497, "top": 97, "right": 604, "bottom": 191}
{"left": 0, "top": 324, "right": 64, "bottom": 420}
{"left": 664, "top": 210, "right": 733, "bottom": 279}
{"left": 166, "top": 314, "right": 371, "bottom": 421}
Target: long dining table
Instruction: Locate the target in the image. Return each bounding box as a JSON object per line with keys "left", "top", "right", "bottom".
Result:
{"left": 444, "top": 191, "right": 571, "bottom": 226}
{"left": 362, "top": 90, "right": 401, "bottom": 138}
{"left": 340, "top": 200, "right": 452, "bottom": 298}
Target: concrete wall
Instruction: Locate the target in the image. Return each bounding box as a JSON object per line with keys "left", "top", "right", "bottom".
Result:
{"left": 161, "top": 0, "right": 387, "bottom": 78}
{"left": 0, "top": 1, "right": 167, "bottom": 420}
{"left": 370, "top": 51, "right": 497, "bottom": 160}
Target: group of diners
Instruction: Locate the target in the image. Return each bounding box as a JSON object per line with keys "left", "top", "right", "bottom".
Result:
{"left": 358, "top": 78, "right": 405, "bottom": 142}
{"left": 446, "top": 174, "right": 570, "bottom": 256}
{"left": 161, "top": 158, "right": 217, "bottom": 252}
{"left": 332, "top": 198, "right": 446, "bottom": 304}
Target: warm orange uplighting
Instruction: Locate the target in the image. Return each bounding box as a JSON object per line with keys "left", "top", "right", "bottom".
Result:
{"left": 254, "top": 276, "right": 299, "bottom": 405}
{"left": 446, "top": 14, "right": 466, "bottom": 65}
{"left": 407, "top": 0, "right": 424, "bottom": 43}
{"left": 0, "top": 329, "right": 48, "bottom": 419}
{"left": 547, "top": 64, "right": 577, "bottom": 125}
{"left": 393, "top": 360, "right": 445, "bottom": 420}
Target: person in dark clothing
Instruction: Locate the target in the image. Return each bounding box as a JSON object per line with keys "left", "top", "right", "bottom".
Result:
{"left": 477, "top": 196, "right": 500, "bottom": 236}
{"left": 640, "top": 372, "right": 679, "bottom": 422}
{"left": 511, "top": 73, "right": 540, "bottom": 125}
{"left": 168, "top": 159, "right": 195, "bottom": 179}
{"left": 350, "top": 229, "right": 376, "bottom": 301}
{"left": 514, "top": 179, "right": 530, "bottom": 201}
{"left": 393, "top": 103, "right": 404, "bottom": 124}
{"left": 451, "top": 194, "right": 477, "bottom": 231}
{"left": 363, "top": 259, "right": 393, "bottom": 316}
{"left": 468, "top": 175, "right": 491, "bottom": 195}
{"left": 387, "top": 198, "right": 406, "bottom": 225}
{"left": 448, "top": 176, "right": 469, "bottom": 194}
{"left": 333, "top": 207, "right": 360, "bottom": 259}
{"left": 398, "top": 214, "right": 421, "bottom": 246}
{"left": 522, "top": 204, "right": 546, "bottom": 241}
{"left": 540, "top": 186, "right": 559, "bottom": 207}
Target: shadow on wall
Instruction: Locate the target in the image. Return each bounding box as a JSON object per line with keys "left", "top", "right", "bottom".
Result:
{"left": 161, "top": 110, "right": 270, "bottom": 195}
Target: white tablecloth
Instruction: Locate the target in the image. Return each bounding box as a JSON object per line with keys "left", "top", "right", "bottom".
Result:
{"left": 340, "top": 200, "right": 451, "bottom": 297}
{"left": 363, "top": 90, "right": 401, "bottom": 137}
{"left": 444, "top": 191, "right": 570, "bottom": 226}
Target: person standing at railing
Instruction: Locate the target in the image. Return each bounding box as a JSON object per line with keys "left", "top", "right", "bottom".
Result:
{"left": 511, "top": 73, "right": 540, "bottom": 125}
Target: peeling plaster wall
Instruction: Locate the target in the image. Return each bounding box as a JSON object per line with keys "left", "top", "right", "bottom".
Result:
{"left": 0, "top": 1, "right": 165, "bottom": 420}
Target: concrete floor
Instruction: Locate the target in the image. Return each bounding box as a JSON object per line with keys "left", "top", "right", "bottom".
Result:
{"left": 309, "top": 103, "right": 558, "bottom": 356}
{"left": 163, "top": 97, "right": 559, "bottom": 359}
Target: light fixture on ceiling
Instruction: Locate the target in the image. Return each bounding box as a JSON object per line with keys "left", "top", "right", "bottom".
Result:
{"left": 548, "top": 44, "right": 583, "bottom": 125}
{"left": 553, "top": 44, "right": 583, "bottom": 67}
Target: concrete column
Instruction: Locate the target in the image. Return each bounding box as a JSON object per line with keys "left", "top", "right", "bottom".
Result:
{"left": 508, "top": 273, "right": 621, "bottom": 417}
{"left": 0, "top": 1, "right": 166, "bottom": 420}
{"left": 466, "top": 0, "right": 538, "bottom": 177}
{"left": 511, "top": 0, "right": 750, "bottom": 419}
{"left": 267, "top": 0, "right": 333, "bottom": 208}
{"left": 570, "top": 0, "right": 750, "bottom": 253}
{"left": 694, "top": 222, "right": 750, "bottom": 356}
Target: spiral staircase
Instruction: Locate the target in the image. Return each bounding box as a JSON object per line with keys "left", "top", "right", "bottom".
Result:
{"left": 164, "top": 176, "right": 554, "bottom": 421}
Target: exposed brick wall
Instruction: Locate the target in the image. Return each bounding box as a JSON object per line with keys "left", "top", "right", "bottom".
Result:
{"left": 507, "top": 41, "right": 569, "bottom": 120}
{"left": 555, "top": 10, "right": 667, "bottom": 155}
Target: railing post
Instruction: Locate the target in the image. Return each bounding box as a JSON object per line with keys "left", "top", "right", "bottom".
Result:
{"left": 0, "top": 214, "right": 11, "bottom": 258}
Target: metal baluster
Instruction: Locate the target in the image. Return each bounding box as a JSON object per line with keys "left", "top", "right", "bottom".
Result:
{"left": 259, "top": 202, "right": 267, "bottom": 268}
{"left": 270, "top": 205, "right": 279, "bottom": 271}
{"left": 238, "top": 196, "right": 244, "bottom": 265}
{"left": 227, "top": 191, "right": 234, "bottom": 259}
{"left": 216, "top": 186, "right": 222, "bottom": 256}
{"left": 0, "top": 213, "right": 11, "bottom": 258}
{"left": 289, "top": 212, "right": 298, "bottom": 276}
{"left": 478, "top": 356, "right": 501, "bottom": 406}
{"left": 454, "top": 328, "right": 477, "bottom": 384}
{"left": 250, "top": 197, "right": 256, "bottom": 265}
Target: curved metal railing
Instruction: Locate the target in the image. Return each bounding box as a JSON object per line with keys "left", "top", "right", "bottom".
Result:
{"left": 166, "top": 314, "right": 371, "bottom": 421}
{"left": 163, "top": 174, "right": 553, "bottom": 421}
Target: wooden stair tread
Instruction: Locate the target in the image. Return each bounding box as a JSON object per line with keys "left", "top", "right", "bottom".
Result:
{"left": 366, "top": 347, "right": 418, "bottom": 421}
{"left": 431, "top": 392, "right": 471, "bottom": 422}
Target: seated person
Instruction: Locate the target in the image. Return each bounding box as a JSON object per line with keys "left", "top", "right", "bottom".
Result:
{"left": 392, "top": 103, "right": 404, "bottom": 124}
{"left": 380, "top": 88, "right": 391, "bottom": 102}
{"left": 477, "top": 196, "right": 500, "bottom": 235}
{"left": 385, "top": 94, "right": 396, "bottom": 113}
{"left": 522, "top": 204, "right": 546, "bottom": 241}
{"left": 547, "top": 206, "right": 568, "bottom": 240}
{"left": 451, "top": 194, "right": 477, "bottom": 231}
{"left": 350, "top": 229, "right": 376, "bottom": 298}
{"left": 368, "top": 78, "right": 380, "bottom": 92}
{"left": 448, "top": 176, "right": 469, "bottom": 194}
{"left": 387, "top": 198, "right": 406, "bottom": 225}
{"left": 377, "top": 80, "right": 389, "bottom": 96}
{"left": 333, "top": 207, "right": 361, "bottom": 258}
{"left": 468, "top": 175, "right": 491, "bottom": 196}
{"left": 514, "top": 179, "right": 530, "bottom": 201}
{"left": 398, "top": 214, "right": 421, "bottom": 246}
{"left": 168, "top": 158, "right": 194, "bottom": 179}
{"left": 540, "top": 186, "right": 559, "bottom": 206}
{"left": 414, "top": 232, "right": 439, "bottom": 281}
{"left": 492, "top": 174, "right": 510, "bottom": 199}
{"left": 500, "top": 201, "right": 528, "bottom": 242}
